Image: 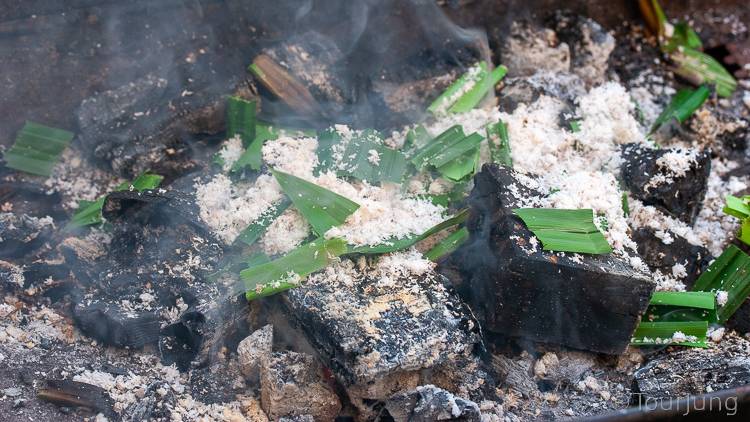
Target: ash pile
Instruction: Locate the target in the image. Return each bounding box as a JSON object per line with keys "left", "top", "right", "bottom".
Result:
{"left": 2, "top": 1, "right": 750, "bottom": 422}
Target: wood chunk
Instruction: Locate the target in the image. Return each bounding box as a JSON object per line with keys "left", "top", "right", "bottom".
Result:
{"left": 283, "top": 258, "right": 481, "bottom": 417}
{"left": 620, "top": 144, "right": 711, "bottom": 224}
{"left": 447, "top": 164, "right": 655, "bottom": 354}
{"left": 37, "top": 379, "right": 115, "bottom": 418}
{"left": 630, "top": 227, "right": 712, "bottom": 288}
{"left": 259, "top": 351, "right": 341, "bottom": 421}
{"left": 237, "top": 324, "right": 273, "bottom": 382}
{"left": 633, "top": 334, "right": 750, "bottom": 401}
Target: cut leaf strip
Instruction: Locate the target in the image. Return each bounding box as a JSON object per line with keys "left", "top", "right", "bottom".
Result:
{"left": 691, "top": 245, "right": 750, "bottom": 323}
{"left": 424, "top": 227, "right": 469, "bottom": 261}
{"left": 242, "top": 238, "right": 347, "bottom": 300}
{"left": 236, "top": 198, "right": 292, "bottom": 246}
{"left": 513, "top": 208, "right": 613, "bottom": 254}
{"left": 226, "top": 96, "right": 257, "bottom": 146}
{"left": 272, "top": 169, "right": 359, "bottom": 236}
{"left": 630, "top": 321, "right": 708, "bottom": 348}
{"left": 4, "top": 121, "right": 74, "bottom": 177}
{"left": 487, "top": 120, "right": 512, "bottom": 168}
{"left": 649, "top": 85, "right": 710, "bottom": 134}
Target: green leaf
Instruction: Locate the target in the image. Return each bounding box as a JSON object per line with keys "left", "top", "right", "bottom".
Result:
{"left": 428, "top": 62, "right": 507, "bottom": 115}
{"left": 245, "top": 252, "right": 271, "bottom": 268}
{"left": 410, "top": 125, "right": 465, "bottom": 169}
{"left": 348, "top": 209, "right": 468, "bottom": 254}
{"left": 645, "top": 291, "right": 717, "bottom": 323}
{"left": 673, "top": 47, "right": 737, "bottom": 98}
{"left": 231, "top": 138, "right": 264, "bottom": 172}
{"left": 663, "top": 22, "right": 703, "bottom": 53}
{"left": 449, "top": 64, "right": 507, "bottom": 113}
{"left": 272, "top": 169, "right": 359, "bottom": 236}
{"left": 724, "top": 195, "right": 750, "bottom": 219}
{"left": 235, "top": 198, "right": 293, "bottom": 247}
{"left": 426, "top": 132, "right": 484, "bottom": 169}
{"left": 650, "top": 291, "right": 716, "bottom": 309}
{"left": 513, "top": 208, "right": 613, "bottom": 254}
{"left": 741, "top": 219, "right": 750, "bottom": 247}
{"left": 314, "top": 128, "right": 340, "bottom": 175}
{"left": 66, "top": 172, "right": 163, "bottom": 229}
{"left": 649, "top": 85, "right": 710, "bottom": 134}
{"left": 424, "top": 227, "right": 469, "bottom": 261}
{"left": 4, "top": 121, "right": 75, "bottom": 177}
{"left": 691, "top": 245, "right": 750, "bottom": 323}
{"left": 487, "top": 121, "right": 513, "bottom": 168}
{"left": 630, "top": 321, "right": 708, "bottom": 348}
{"left": 437, "top": 146, "right": 480, "bottom": 182}
{"left": 242, "top": 237, "right": 348, "bottom": 300}
{"left": 226, "top": 96, "right": 256, "bottom": 146}
{"left": 569, "top": 120, "right": 581, "bottom": 133}
{"left": 332, "top": 129, "right": 408, "bottom": 183}
{"left": 404, "top": 125, "right": 430, "bottom": 151}
{"left": 622, "top": 192, "right": 630, "bottom": 217}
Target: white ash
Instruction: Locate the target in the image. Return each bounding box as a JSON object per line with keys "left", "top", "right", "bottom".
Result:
{"left": 217, "top": 135, "right": 244, "bottom": 171}
{"left": 260, "top": 208, "right": 310, "bottom": 255}
{"left": 716, "top": 291, "right": 729, "bottom": 307}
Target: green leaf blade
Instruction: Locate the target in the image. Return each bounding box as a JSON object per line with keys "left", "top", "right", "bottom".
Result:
{"left": 649, "top": 85, "right": 710, "bottom": 134}
{"left": 513, "top": 208, "right": 613, "bottom": 254}
{"left": 425, "top": 227, "right": 469, "bottom": 261}
{"left": 4, "top": 121, "right": 74, "bottom": 177}
{"left": 226, "top": 96, "right": 257, "bottom": 146}
{"left": 272, "top": 169, "right": 359, "bottom": 236}
{"left": 487, "top": 120, "right": 513, "bottom": 168}
{"left": 630, "top": 321, "right": 708, "bottom": 348}
{"left": 236, "top": 198, "right": 292, "bottom": 246}
{"left": 691, "top": 245, "right": 750, "bottom": 323}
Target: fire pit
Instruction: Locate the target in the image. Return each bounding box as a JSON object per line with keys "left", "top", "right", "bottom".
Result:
{"left": 2, "top": 0, "right": 750, "bottom": 421}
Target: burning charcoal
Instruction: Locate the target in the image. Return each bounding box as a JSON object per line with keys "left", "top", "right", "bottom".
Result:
{"left": 499, "top": 72, "right": 585, "bottom": 113}
{"left": 446, "top": 164, "right": 655, "bottom": 354}
{"left": 633, "top": 334, "right": 750, "bottom": 402}
{"left": 620, "top": 144, "right": 711, "bottom": 225}
{"left": 259, "top": 351, "right": 341, "bottom": 421}
{"left": 238, "top": 324, "right": 273, "bottom": 382}
{"left": 37, "top": 379, "right": 115, "bottom": 418}
{"left": 500, "top": 21, "right": 570, "bottom": 78}
{"left": 384, "top": 385, "right": 481, "bottom": 422}
{"left": 283, "top": 256, "right": 481, "bottom": 417}
{"left": 73, "top": 302, "right": 160, "bottom": 348}
{"left": 549, "top": 12, "right": 616, "bottom": 86}
{"left": 77, "top": 71, "right": 252, "bottom": 177}
{"left": 630, "top": 227, "right": 712, "bottom": 288}
{"left": 0, "top": 213, "right": 54, "bottom": 260}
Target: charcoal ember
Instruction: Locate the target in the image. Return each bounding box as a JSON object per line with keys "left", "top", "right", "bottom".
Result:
{"left": 237, "top": 324, "right": 273, "bottom": 382}
{"left": 159, "top": 311, "right": 206, "bottom": 371}
{"left": 549, "top": 12, "right": 615, "bottom": 86}
{"left": 620, "top": 144, "right": 711, "bottom": 224}
{"left": 0, "top": 260, "right": 25, "bottom": 290}
{"left": 76, "top": 71, "right": 253, "bottom": 177}
{"left": 0, "top": 212, "right": 55, "bottom": 260}
{"left": 447, "top": 164, "right": 655, "bottom": 354}
{"left": 73, "top": 302, "right": 160, "bottom": 348}
{"left": 284, "top": 258, "right": 481, "bottom": 417}
{"left": 37, "top": 379, "right": 115, "bottom": 418}
{"left": 500, "top": 21, "right": 570, "bottom": 78}
{"left": 633, "top": 334, "right": 750, "bottom": 401}
{"left": 259, "top": 351, "right": 341, "bottom": 421}
{"left": 499, "top": 72, "right": 585, "bottom": 113}
{"left": 384, "top": 385, "right": 481, "bottom": 422}
{"left": 630, "top": 228, "right": 712, "bottom": 288}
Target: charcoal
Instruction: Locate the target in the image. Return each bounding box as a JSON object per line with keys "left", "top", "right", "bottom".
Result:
{"left": 620, "top": 144, "right": 711, "bottom": 224}
{"left": 237, "top": 324, "right": 273, "bottom": 382}
{"left": 549, "top": 12, "right": 615, "bottom": 86}
{"left": 689, "top": 105, "right": 749, "bottom": 157}
{"left": 633, "top": 334, "right": 750, "bottom": 402}
{"left": 159, "top": 311, "right": 206, "bottom": 371}
{"left": 73, "top": 302, "right": 160, "bottom": 348}
{"left": 76, "top": 71, "right": 253, "bottom": 178}
{"left": 491, "top": 353, "right": 538, "bottom": 395}
{"left": 499, "top": 72, "right": 585, "bottom": 113}
{"left": 283, "top": 258, "right": 481, "bottom": 417}
{"left": 446, "top": 164, "right": 655, "bottom": 354}
{"left": 0, "top": 260, "right": 25, "bottom": 290}
{"left": 384, "top": 385, "right": 481, "bottom": 422}
{"left": 37, "top": 379, "right": 115, "bottom": 418}
{"left": 259, "top": 351, "right": 341, "bottom": 421}
{"left": 0, "top": 181, "right": 65, "bottom": 220}
{"left": 630, "top": 227, "right": 712, "bottom": 288}
{"left": 0, "top": 213, "right": 55, "bottom": 260}
{"left": 430, "top": 354, "right": 497, "bottom": 404}
{"left": 500, "top": 21, "right": 570, "bottom": 78}
{"left": 279, "top": 416, "right": 315, "bottom": 422}
{"left": 532, "top": 351, "right": 597, "bottom": 389}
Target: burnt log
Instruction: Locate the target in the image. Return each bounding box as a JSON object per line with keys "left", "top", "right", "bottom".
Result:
{"left": 72, "top": 302, "right": 160, "bottom": 348}
{"left": 620, "top": 144, "right": 711, "bottom": 225}
{"left": 630, "top": 227, "right": 712, "bottom": 289}
{"left": 633, "top": 335, "right": 750, "bottom": 402}
{"left": 37, "top": 379, "right": 115, "bottom": 418}
{"left": 446, "top": 164, "right": 655, "bottom": 355}
{"left": 283, "top": 257, "right": 481, "bottom": 418}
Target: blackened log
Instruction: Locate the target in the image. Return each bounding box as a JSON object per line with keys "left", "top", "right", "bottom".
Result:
{"left": 447, "top": 164, "right": 655, "bottom": 355}
{"left": 630, "top": 227, "right": 712, "bottom": 289}
{"left": 37, "top": 379, "right": 115, "bottom": 418}
{"left": 620, "top": 144, "right": 711, "bottom": 225}
{"left": 633, "top": 335, "right": 750, "bottom": 402}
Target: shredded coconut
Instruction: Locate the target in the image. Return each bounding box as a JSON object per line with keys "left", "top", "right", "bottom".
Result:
{"left": 367, "top": 149, "right": 381, "bottom": 165}
{"left": 716, "top": 290, "right": 729, "bottom": 307}
{"left": 217, "top": 135, "right": 244, "bottom": 171}
{"left": 260, "top": 208, "right": 310, "bottom": 255}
